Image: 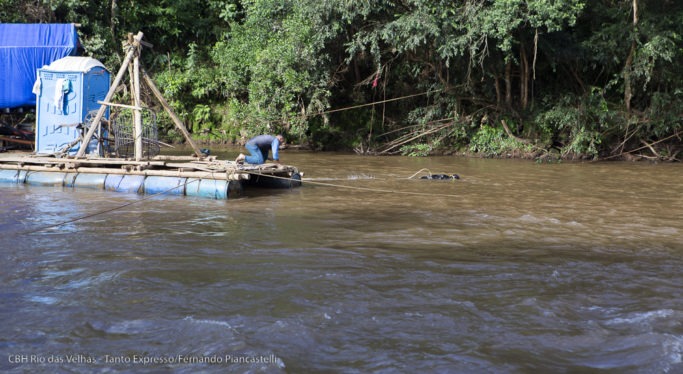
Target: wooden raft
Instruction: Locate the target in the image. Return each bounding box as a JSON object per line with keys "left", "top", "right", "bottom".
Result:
{"left": 0, "top": 153, "right": 299, "bottom": 181}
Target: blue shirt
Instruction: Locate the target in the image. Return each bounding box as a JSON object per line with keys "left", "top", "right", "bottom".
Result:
{"left": 247, "top": 135, "right": 280, "bottom": 161}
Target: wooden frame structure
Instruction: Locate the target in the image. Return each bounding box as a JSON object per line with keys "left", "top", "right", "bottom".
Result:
{"left": 77, "top": 31, "right": 203, "bottom": 160}
{"left": 0, "top": 31, "right": 302, "bottom": 198}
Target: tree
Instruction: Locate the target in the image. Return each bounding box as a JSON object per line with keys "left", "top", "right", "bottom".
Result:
{"left": 208, "top": 0, "right": 335, "bottom": 140}
{"left": 3, "top": 0, "right": 682, "bottom": 158}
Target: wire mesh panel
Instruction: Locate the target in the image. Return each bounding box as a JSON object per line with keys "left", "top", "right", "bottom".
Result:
{"left": 111, "top": 109, "right": 159, "bottom": 158}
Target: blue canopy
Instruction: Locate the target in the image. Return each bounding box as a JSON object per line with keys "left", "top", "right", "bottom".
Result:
{"left": 0, "top": 23, "right": 79, "bottom": 109}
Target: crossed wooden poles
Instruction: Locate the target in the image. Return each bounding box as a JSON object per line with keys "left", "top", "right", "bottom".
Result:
{"left": 76, "top": 31, "right": 202, "bottom": 160}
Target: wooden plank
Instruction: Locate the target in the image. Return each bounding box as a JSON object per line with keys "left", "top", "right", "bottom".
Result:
{"left": 152, "top": 155, "right": 211, "bottom": 161}
{"left": 0, "top": 154, "right": 297, "bottom": 179}
{"left": 0, "top": 156, "right": 166, "bottom": 167}
{"left": 163, "top": 162, "right": 216, "bottom": 172}
{"left": 0, "top": 156, "right": 251, "bottom": 174}
{"left": 0, "top": 136, "right": 33, "bottom": 146}
{"left": 97, "top": 101, "right": 143, "bottom": 111}
{"left": 133, "top": 54, "right": 143, "bottom": 161}
{"left": 141, "top": 66, "right": 204, "bottom": 158}
{"left": 0, "top": 163, "right": 250, "bottom": 180}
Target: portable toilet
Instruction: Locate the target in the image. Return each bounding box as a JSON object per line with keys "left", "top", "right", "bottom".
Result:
{"left": 34, "top": 56, "right": 110, "bottom": 155}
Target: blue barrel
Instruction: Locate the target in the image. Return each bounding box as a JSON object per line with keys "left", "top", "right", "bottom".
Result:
{"left": 143, "top": 176, "right": 187, "bottom": 196}
{"left": 0, "top": 169, "right": 27, "bottom": 183}
{"left": 185, "top": 178, "right": 242, "bottom": 199}
{"left": 185, "top": 178, "right": 227, "bottom": 199}
{"left": 25, "top": 171, "right": 67, "bottom": 186}
{"left": 63, "top": 172, "right": 78, "bottom": 187}
{"left": 72, "top": 173, "right": 107, "bottom": 189}
{"left": 104, "top": 174, "right": 145, "bottom": 193}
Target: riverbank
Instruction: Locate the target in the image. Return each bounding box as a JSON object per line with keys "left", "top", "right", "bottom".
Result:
{"left": 168, "top": 136, "right": 681, "bottom": 164}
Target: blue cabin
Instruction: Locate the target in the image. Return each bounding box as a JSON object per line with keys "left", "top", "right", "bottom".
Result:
{"left": 34, "top": 56, "right": 110, "bottom": 155}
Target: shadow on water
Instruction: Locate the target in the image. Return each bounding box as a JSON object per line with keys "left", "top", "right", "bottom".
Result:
{"left": 1, "top": 149, "right": 682, "bottom": 373}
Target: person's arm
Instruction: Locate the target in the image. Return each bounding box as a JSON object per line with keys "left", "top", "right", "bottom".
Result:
{"left": 271, "top": 138, "right": 280, "bottom": 162}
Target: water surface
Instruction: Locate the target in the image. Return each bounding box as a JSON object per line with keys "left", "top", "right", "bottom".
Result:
{"left": 1, "top": 151, "right": 681, "bottom": 373}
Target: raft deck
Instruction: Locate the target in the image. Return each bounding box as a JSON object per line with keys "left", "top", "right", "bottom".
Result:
{"left": 0, "top": 152, "right": 302, "bottom": 199}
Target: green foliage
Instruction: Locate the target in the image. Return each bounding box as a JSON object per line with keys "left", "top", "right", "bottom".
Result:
{"left": 3, "top": 0, "right": 683, "bottom": 158}
{"left": 535, "top": 88, "right": 619, "bottom": 158}
{"left": 400, "top": 143, "right": 433, "bottom": 157}
{"left": 0, "top": 0, "right": 36, "bottom": 22}
{"left": 470, "top": 125, "right": 504, "bottom": 155}
{"left": 469, "top": 125, "right": 524, "bottom": 156}
{"left": 205, "top": 0, "right": 336, "bottom": 140}
{"left": 191, "top": 104, "right": 212, "bottom": 132}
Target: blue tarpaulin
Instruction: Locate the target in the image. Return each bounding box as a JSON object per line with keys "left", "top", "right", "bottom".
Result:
{"left": 0, "top": 23, "right": 79, "bottom": 109}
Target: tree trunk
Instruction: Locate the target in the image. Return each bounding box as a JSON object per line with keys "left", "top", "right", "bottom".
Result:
{"left": 520, "top": 42, "right": 529, "bottom": 110}
{"left": 110, "top": 0, "right": 118, "bottom": 46}
{"left": 624, "top": 0, "right": 638, "bottom": 114}
{"left": 504, "top": 60, "right": 512, "bottom": 107}
{"left": 494, "top": 74, "right": 501, "bottom": 108}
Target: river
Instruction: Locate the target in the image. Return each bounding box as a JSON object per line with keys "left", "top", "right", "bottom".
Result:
{"left": 1, "top": 150, "right": 682, "bottom": 373}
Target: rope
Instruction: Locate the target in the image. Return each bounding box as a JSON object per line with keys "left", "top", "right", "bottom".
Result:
{"left": 299, "top": 178, "right": 460, "bottom": 198}
{"left": 314, "top": 89, "right": 441, "bottom": 116}
{"left": 13, "top": 178, "right": 202, "bottom": 236}
{"left": 407, "top": 168, "right": 432, "bottom": 179}
{"left": 243, "top": 169, "right": 460, "bottom": 198}
{"left": 12, "top": 167, "right": 458, "bottom": 236}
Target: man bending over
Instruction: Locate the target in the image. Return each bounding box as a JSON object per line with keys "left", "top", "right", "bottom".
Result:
{"left": 235, "top": 134, "right": 285, "bottom": 165}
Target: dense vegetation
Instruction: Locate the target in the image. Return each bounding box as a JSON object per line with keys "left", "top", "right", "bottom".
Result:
{"left": 3, "top": 0, "right": 682, "bottom": 160}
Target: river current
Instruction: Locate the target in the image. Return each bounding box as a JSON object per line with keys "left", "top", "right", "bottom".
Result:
{"left": 1, "top": 151, "right": 681, "bottom": 373}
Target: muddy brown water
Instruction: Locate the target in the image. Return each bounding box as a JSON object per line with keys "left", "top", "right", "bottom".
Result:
{"left": 1, "top": 149, "right": 682, "bottom": 373}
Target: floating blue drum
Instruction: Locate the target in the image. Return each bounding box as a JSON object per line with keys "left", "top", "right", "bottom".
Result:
{"left": 0, "top": 169, "right": 27, "bottom": 183}
{"left": 0, "top": 169, "right": 280, "bottom": 199}
{"left": 25, "top": 171, "right": 68, "bottom": 186}
{"left": 185, "top": 178, "right": 243, "bottom": 199}
{"left": 104, "top": 174, "right": 145, "bottom": 193}
{"left": 143, "top": 176, "right": 187, "bottom": 196}
{"left": 72, "top": 173, "right": 107, "bottom": 189}
{"left": 63, "top": 172, "right": 78, "bottom": 187}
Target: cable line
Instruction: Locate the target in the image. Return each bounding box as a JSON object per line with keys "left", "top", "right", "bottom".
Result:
{"left": 11, "top": 168, "right": 458, "bottom": 236}
{"left": 315, "top": 90, "right": 442, "bottom": 116}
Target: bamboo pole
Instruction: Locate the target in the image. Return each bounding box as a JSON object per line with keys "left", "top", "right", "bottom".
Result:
{"left": 140, "top": 66, "right": 203, "bottom": 158}
{"left": 0, "top": 163, "right": 250, "bottom": 180}
{"left": 0, "top": 136, "right": 34, "bottom": 146}
{"left": 76, "top": 31, "right": 144, "bottom": 158}
{"left": 97, "top": 101, "right": 143, "bottom": 111}
{"left": 127, "top": 35, "right": 136, "bottom": 160}
{"left": 133, "top": 51, "right": 143, "bottom": 161}
{"left": 152, "top": 155, "right": 215, "bottom": 161}
{"left": 0, "top": 155, "right": 165, "bottom": 166}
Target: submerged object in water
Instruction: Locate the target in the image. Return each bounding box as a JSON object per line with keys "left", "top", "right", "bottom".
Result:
{"left": 420, "top": 174, "right": 460, "bottom": 180}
